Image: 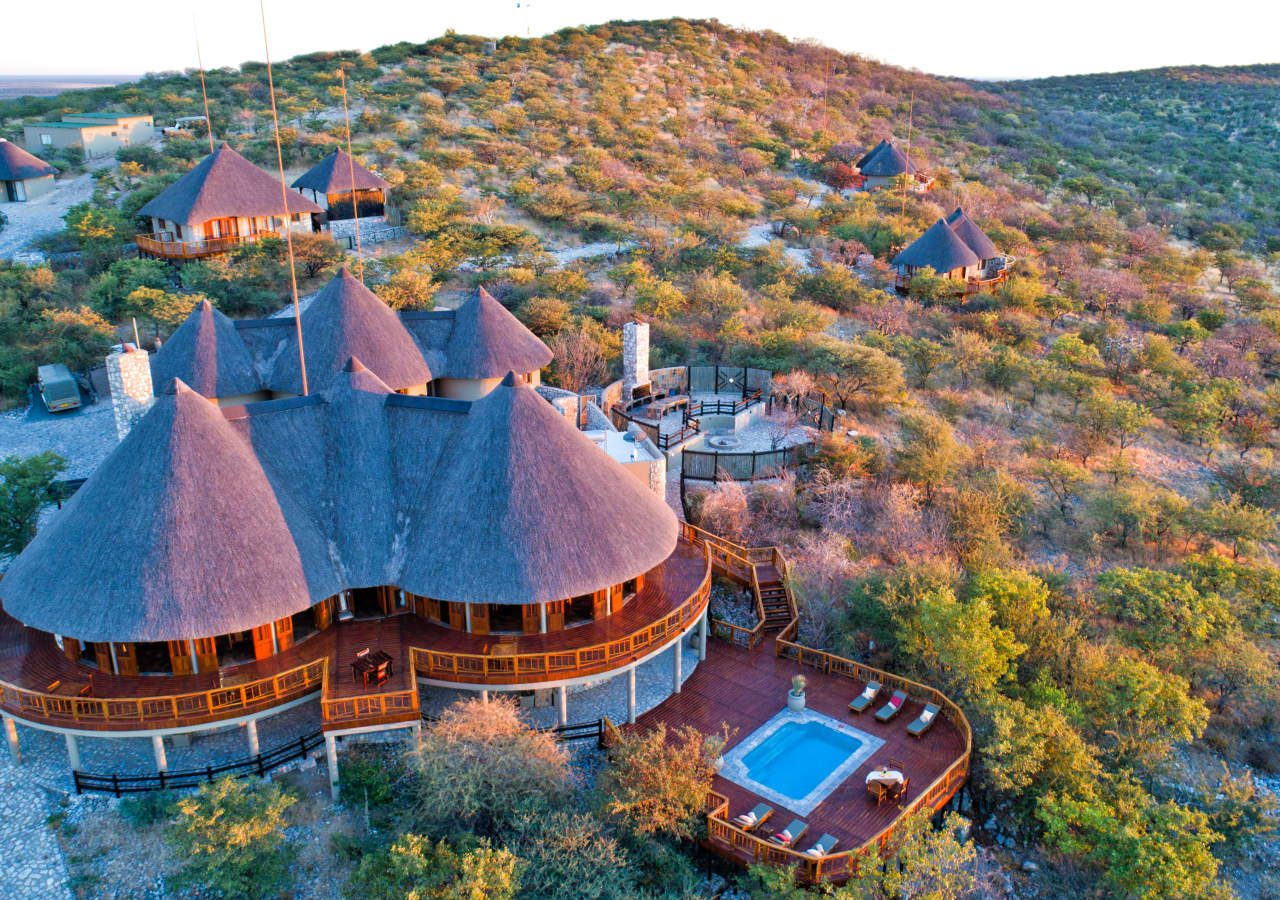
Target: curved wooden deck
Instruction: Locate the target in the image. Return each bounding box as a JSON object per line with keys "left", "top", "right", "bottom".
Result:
{"left": 0, "top": 540, "right": 709, "bottom": 733}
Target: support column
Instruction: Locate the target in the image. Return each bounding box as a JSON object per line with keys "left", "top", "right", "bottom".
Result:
{"left": 464, "top": 604, "right": 473, "bottom": 633}
{"left": 556, "top": 685, "right": 568, "bottom": 727}
{"left": 627, "top": 666, "right": 637, "bottom": 725}
{"left": 3, "top": 715, "right": 20, "bottom": 765}
{"left": 152, "top": 735, "right": 168, "bottom": 773}
{"left": 540, "top": 602, "right": 548, "bottom": 634}
{"left": 65, "top": 733, "right": 81, "bottom": 771}
{"left": 188, "top": 638, "right": 200, "bottom": 674}
{"left": 672, "top": 640, "right": 683, "bottom": 694}
{"left": 480, "top": 689, "right": 489, "bottom": 703}
{"left": 245, "top": 720, "right": 260, "bottom": 758}
{"left": 698, "top": 611, "right": 709, "bottom": 661}
{"left": 411, "top": 721, "right": 422, "bottom": 747}
{"left": 326, "top": 734, "right": 340, "bottom": 801}
{"left": 270, "top": 621, "right": 280, "bottom": 654}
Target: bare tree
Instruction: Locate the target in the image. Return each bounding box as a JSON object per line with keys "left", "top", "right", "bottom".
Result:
{"left": 549, "top": 328, "right": 608, "bottom": 394}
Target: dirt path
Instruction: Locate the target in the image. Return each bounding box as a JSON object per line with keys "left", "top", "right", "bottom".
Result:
{"left": 0, "top": 162, "right": 109, "bottom": 261}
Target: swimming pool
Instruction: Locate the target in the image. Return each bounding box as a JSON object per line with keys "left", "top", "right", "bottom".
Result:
{"left": 719, "top": 709, "right": 884, "bottom": 815}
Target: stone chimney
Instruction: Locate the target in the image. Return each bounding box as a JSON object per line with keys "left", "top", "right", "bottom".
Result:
{"left": 622, "top": 321, "right": 650, "bottom": 399}
{"left": 105, "top": 346, "right": 154, "bottom": 441}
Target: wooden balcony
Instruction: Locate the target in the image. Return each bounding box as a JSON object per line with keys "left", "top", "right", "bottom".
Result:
{"left": 135, "top": 231, "right": 267, "bottom": 260}
{"left": 0, "top": 539, "right": 710, "bottom": 734}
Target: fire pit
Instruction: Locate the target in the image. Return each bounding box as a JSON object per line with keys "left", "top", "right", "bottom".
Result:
{"left": 706, "top": 435, "right": 741, "bottom": 450}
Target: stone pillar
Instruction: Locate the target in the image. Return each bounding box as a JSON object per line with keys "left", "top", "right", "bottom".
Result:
{"left": 65, "top": 733, "right": 81, "bottom": 771}
{"left": 627, "top": 666, "right": 637, "bottom": 725}
{"left": 152, "top": 735, "right": 168, "bottom": 773}
{"left": 480, "top": 689, "right": 489, "bottom": 703}
{"left": 325, "top": 733, "right": 340, "bottom": 801}
{"left": 672, "top": 641, "right": 683, "bottom": 694}
{"left": 245, "top": 720, "right": 260, "bottom": 758}
{"left": 105, "top": 346, "right": 154, "bottom": 441}
{"left": 698, "top": 612, "right": 709, "bottom": 661}
{"left": 3, "top": 715, "right": 20, "bottom": 765}
{"left": 411, "top": 721, "right": 422, "bottom": 747}
{"left": 556, "top": 685, "right": 568, "bottom": 727}
{"left": 622, "top": 321, "right": 650, "bottom": 398}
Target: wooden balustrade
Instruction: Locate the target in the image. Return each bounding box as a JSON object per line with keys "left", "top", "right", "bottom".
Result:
{"left": 135, "top": 231, "right": 268, "bottom": 260}
{"left": 320, "top": 661, "right": 419, "bottom": 727}
{"left": 0, "top": 659, "right": 326, "bottom": 731}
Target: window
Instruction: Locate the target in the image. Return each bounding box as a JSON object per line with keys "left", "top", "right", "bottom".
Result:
{"left": 110, "top": 131, "right": 118, "bottom": 137}
{"left": 40, "top": 133, "right": 52, "bottom": 146}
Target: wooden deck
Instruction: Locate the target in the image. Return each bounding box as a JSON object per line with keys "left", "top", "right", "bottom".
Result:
{"left": 0, "top": 541, "right": 709, "bottom": 733}
{"left": 633, "top": 634, "right": 968, "bottom": 878}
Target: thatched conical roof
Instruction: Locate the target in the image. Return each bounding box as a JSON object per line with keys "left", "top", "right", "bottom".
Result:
{"left": 139, "top": 143, "right": 321, "bottom": 226}
{"left": 291, "top": 149, "right": 390, "bottom": 194}
{"left": 267, "top": 268, "right": 432, "bottom": 395}
{"left": 946, "top": 208, "right": 998, "bottom": 260}
{"left": 893, "top": 218, "right": 980, "bottom": 274}
{"left": 0, "top": 139, "right": 57, "bottom": 181}
{"left": 393, "top": 373, "right": 677, "bottom": 604}
{"left": 856, "top": 139, "right": 916, "bottom": 178}
{"left": 150, "top": 300, "right": 263, "bottom": 398}
{"left": 0, "top": 382, "right": 332, "bottom": 642}
{"left": 439, "top": 288, "right": 552, "bottom": 380}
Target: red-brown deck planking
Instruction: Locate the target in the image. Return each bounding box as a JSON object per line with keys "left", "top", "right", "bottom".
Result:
{"left": 634, "top": 635, "right": 966, "bottom": 856}
{"left": 0, "top": 540, "right": 707, "bottom": 730}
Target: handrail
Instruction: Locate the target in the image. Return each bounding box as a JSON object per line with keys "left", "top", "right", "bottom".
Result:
{"left": 0, "top": 658, "right": 326, "bottom": 730}
{"left": 319, "top": 661, "right": 419, "bottom": 727}
{"left": 135, "top": 231, "right": 267, "bottom": 259}
{"left": 411, "top": 548, "right": 712, "bottom": 685}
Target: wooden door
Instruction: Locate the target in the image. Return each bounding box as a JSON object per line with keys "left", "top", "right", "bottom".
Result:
{"left": 194, "top": 637, "right": 218, "bottom": 672}
{"left": 592, "top": 589, "right": 608, "bottom": 622}
{"left": 447, "top": 602, "right": 466, "bottom": 631}
{"left": 546, "top": 600, "right": 565, "bottom": 632}
{"left": 168, "top": 640, "right": 194, "bottom": 676}
{"left": 521, "top": 603, "right": 541, "bottom": 634}
{"left": 314, "top": 598, "right": 333, "bottom": 631}
{"left": 94, "top": 642, "right": 113, "bottom": 673}
{"left": 469, "top": 603, "right": 489, "bottom": 635}
{"left": 114, "top": 642, "right": 139, "bottom": 676}
{"left": 62, "top": 637, "right": 81, "bottom": 663}
{"left": 610, "top": 584, "right": 623, "bottom": 616}
{"left": 274, "top": 616, "right": 294, "bottom": 652}
{"left": 251, "top": 624, "right": 274, "bottom": 660}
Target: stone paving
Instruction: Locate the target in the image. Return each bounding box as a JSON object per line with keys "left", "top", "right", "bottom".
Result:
{"left": 0, "top": 157, "right": 117, "bottom": 262}
{"left": 0, "top": 395, "right": 118, "bottom": 480}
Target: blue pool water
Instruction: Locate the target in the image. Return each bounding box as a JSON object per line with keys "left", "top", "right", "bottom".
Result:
{"left": 741, "top": 720, "right": 863, "bottom": 800}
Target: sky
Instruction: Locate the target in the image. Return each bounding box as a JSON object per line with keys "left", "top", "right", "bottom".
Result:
{"left": 2, "top": 0, "right": 1276, "bottom": 80}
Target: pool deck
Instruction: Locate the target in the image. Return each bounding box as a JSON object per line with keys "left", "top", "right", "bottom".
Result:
{"left": 634, "top": 634, "right": 967, "bottom": 857}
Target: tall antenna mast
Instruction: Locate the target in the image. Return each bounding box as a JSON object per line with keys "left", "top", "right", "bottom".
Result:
{"left": 901, "top": 90, "right": 915, "bottom": 219}
{"left": 193, "top": 17, "right": 215, "bottom": 152}
{"left": 337, "top": 67, "right": 364, "bottom": 282}
{"left": 259, "top": 0, "right": 308, "bottom": 397}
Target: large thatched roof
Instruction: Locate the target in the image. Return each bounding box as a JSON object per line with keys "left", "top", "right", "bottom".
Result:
{"left": 856, "top": 139, "right": 916, "bottom": 178}
{"left": 893, "top": 218, "right": 980, "bottom": 274}
{"left": 946, "top": 208, "right": 998, "bottom": 260}
{"left": 0, "top": 139, "right": 57, "bottom": 181}
{"left": 267, "top": 268, "right": 432, "bottom": 395}
{"left": 138, "top": 143, "right": 321, "bottom": 226}
{"left": 0, "top": 382, "right": 336, "bottom": 642}
{"left": 150, "top": 300, "right": 263, "bottom": 398}
{"left": 291, "top": 149, "right": 390, "bottom": 194}
{"left": 2, "top": 371, "right": 677, "bottom": 641}
{"left": 437, "top": 288, "right": 553, "bottom": 380}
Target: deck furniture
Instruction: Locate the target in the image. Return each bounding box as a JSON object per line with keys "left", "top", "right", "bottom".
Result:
{"left": 866, "top": 766, "right": 905, "bottom": 805}
{"left": 875, "top": 689, "right": 908, "bottom": 722}
{"left": 907, "top": 703, "right": 940, "bottom": 738}
{"left": 352, "top": 648, "right": 394, "bottom": 687}
{"left": 731, "top": 802, "right": 773, "bottom": 832}
{"left": 848, "top": 680, "right": 881, "bottom": 714}
{"left": 768, "top": 818, "right": 809, "bottom": 847}
{"left": 804, "top": 833, "right": 839, "bottom": 857}
{"left": 48, "top": 679, "right": 91, "bottom": 697}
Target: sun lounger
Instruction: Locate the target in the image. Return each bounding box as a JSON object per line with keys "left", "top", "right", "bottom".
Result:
{"left": 768, "top": 818, "right": 809, "bottom": 847}
{"left": 731, "top": 802, "right": 773, "bottom": 831}
{"left": 875, "top": 689, "right": 909, "bottom": 722}
{"left": 848, "top": 680, "right": 881, "bottom": 714}
{"left": 907, "top": 702, "right": 940, "bottom": 737}
{"left": 804, "top": 833, "right": 839, "bottom": 857}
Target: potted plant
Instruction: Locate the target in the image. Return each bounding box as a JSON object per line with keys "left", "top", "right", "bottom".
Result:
{"left": 787, "top": 674, "right": 807, "bottom": 711}
{"left": 705, "top": 733, "right": 727, "bottom": 772}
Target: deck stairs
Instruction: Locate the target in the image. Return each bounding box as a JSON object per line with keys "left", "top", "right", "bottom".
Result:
{"left": 680, "top": 523, "right": 798, "bottom": 642}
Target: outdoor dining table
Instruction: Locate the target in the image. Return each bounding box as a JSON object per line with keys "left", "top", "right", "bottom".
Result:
{"left": 352, "top": 650, "right": 394, "bottom": 687}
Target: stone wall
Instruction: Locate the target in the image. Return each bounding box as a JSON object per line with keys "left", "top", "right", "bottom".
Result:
{"left": 105, "top": 347, "right": 153, "bottom": 441}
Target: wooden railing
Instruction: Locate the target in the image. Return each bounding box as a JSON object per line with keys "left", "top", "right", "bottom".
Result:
{"left": 319, "top": 663, "right": 419, "bottom": 728}
{"left": 0, "top": 659, "right": 326, "bottom": 731}
{"left": 412, "top": 554, "right": 712, "bottom": 685}
{"left": 704, "top": 638, "right": 972, "bottom": 883}
{"left": 135, "top": 231, "right": 266, "bottom": 259}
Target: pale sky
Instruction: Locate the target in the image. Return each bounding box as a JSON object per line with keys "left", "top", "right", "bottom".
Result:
{"left": 3, "top": 0, "right": 1276, "bottom": 81}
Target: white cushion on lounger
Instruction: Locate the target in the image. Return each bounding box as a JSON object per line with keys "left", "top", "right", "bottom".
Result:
{"left": 860, "top": 686, "right": 875, "bottom": 699}
{"left": 919, "top": 709, "right": 935, "bottom": 724}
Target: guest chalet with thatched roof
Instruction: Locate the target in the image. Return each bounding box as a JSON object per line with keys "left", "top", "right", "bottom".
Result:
{"left": 891, "top": 208, "right": 1012, "bottom": 294}
{"left": 292, "top": 148, "right": 391, "bottom": 221}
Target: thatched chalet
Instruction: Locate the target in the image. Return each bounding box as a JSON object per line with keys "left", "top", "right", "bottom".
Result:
{"left": 136, "top": 143, "right": 324, "bottom": 260}
{"left": 855, "top": 139, "right": 933, "bottom": 193}
{"left": 892, "top": 208, "right": 1012, "bottom": 294}
{"left": 292, "top": 149, "right": 391, "bottom": 221}
{"left": 0, "top": 138, "right": 57, "bottom": 203}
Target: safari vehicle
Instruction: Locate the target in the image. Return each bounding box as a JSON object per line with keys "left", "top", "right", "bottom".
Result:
{"left": 37, "top": 363, "right": 81, "bottom": 412}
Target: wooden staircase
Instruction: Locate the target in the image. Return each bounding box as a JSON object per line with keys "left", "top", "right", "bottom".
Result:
{"left": 755, "top": 567, "right": 793, "bottom": 632}
{"left": 680, "top": 523, "right": 798, "bottom": 646}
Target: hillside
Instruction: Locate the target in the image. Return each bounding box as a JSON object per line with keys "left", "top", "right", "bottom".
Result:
{"left": 1, "top": 18, "right": 1278, "bottom": 899}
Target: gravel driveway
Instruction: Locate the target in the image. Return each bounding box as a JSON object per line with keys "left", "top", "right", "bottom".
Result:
{"left": 0, "top": 157, "right": 116, "bottom": 261}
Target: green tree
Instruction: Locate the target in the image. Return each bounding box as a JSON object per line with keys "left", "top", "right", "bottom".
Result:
{"left": 893, "top": 413, "right": 963, "bottom": 501}
{"left": 0, "top": 452, "right": 66, "bottom": 557}
{"left": 345, "top": 833, "right": 522, "bottom": 900}
{"left": 1095, "top": 568, "right": 1230, "bottom": 652}
{"left": 600, "top": 722, "right": 724, "bottom": 840}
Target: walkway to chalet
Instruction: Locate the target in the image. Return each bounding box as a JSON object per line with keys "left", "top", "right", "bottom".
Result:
{"left": 634, "top": 634, "right": 967, "bottom": 857}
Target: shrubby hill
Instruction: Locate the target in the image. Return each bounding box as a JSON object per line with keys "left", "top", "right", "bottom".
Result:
{"left": 2, "top": 18, "right": 1279, "bottom": 899}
